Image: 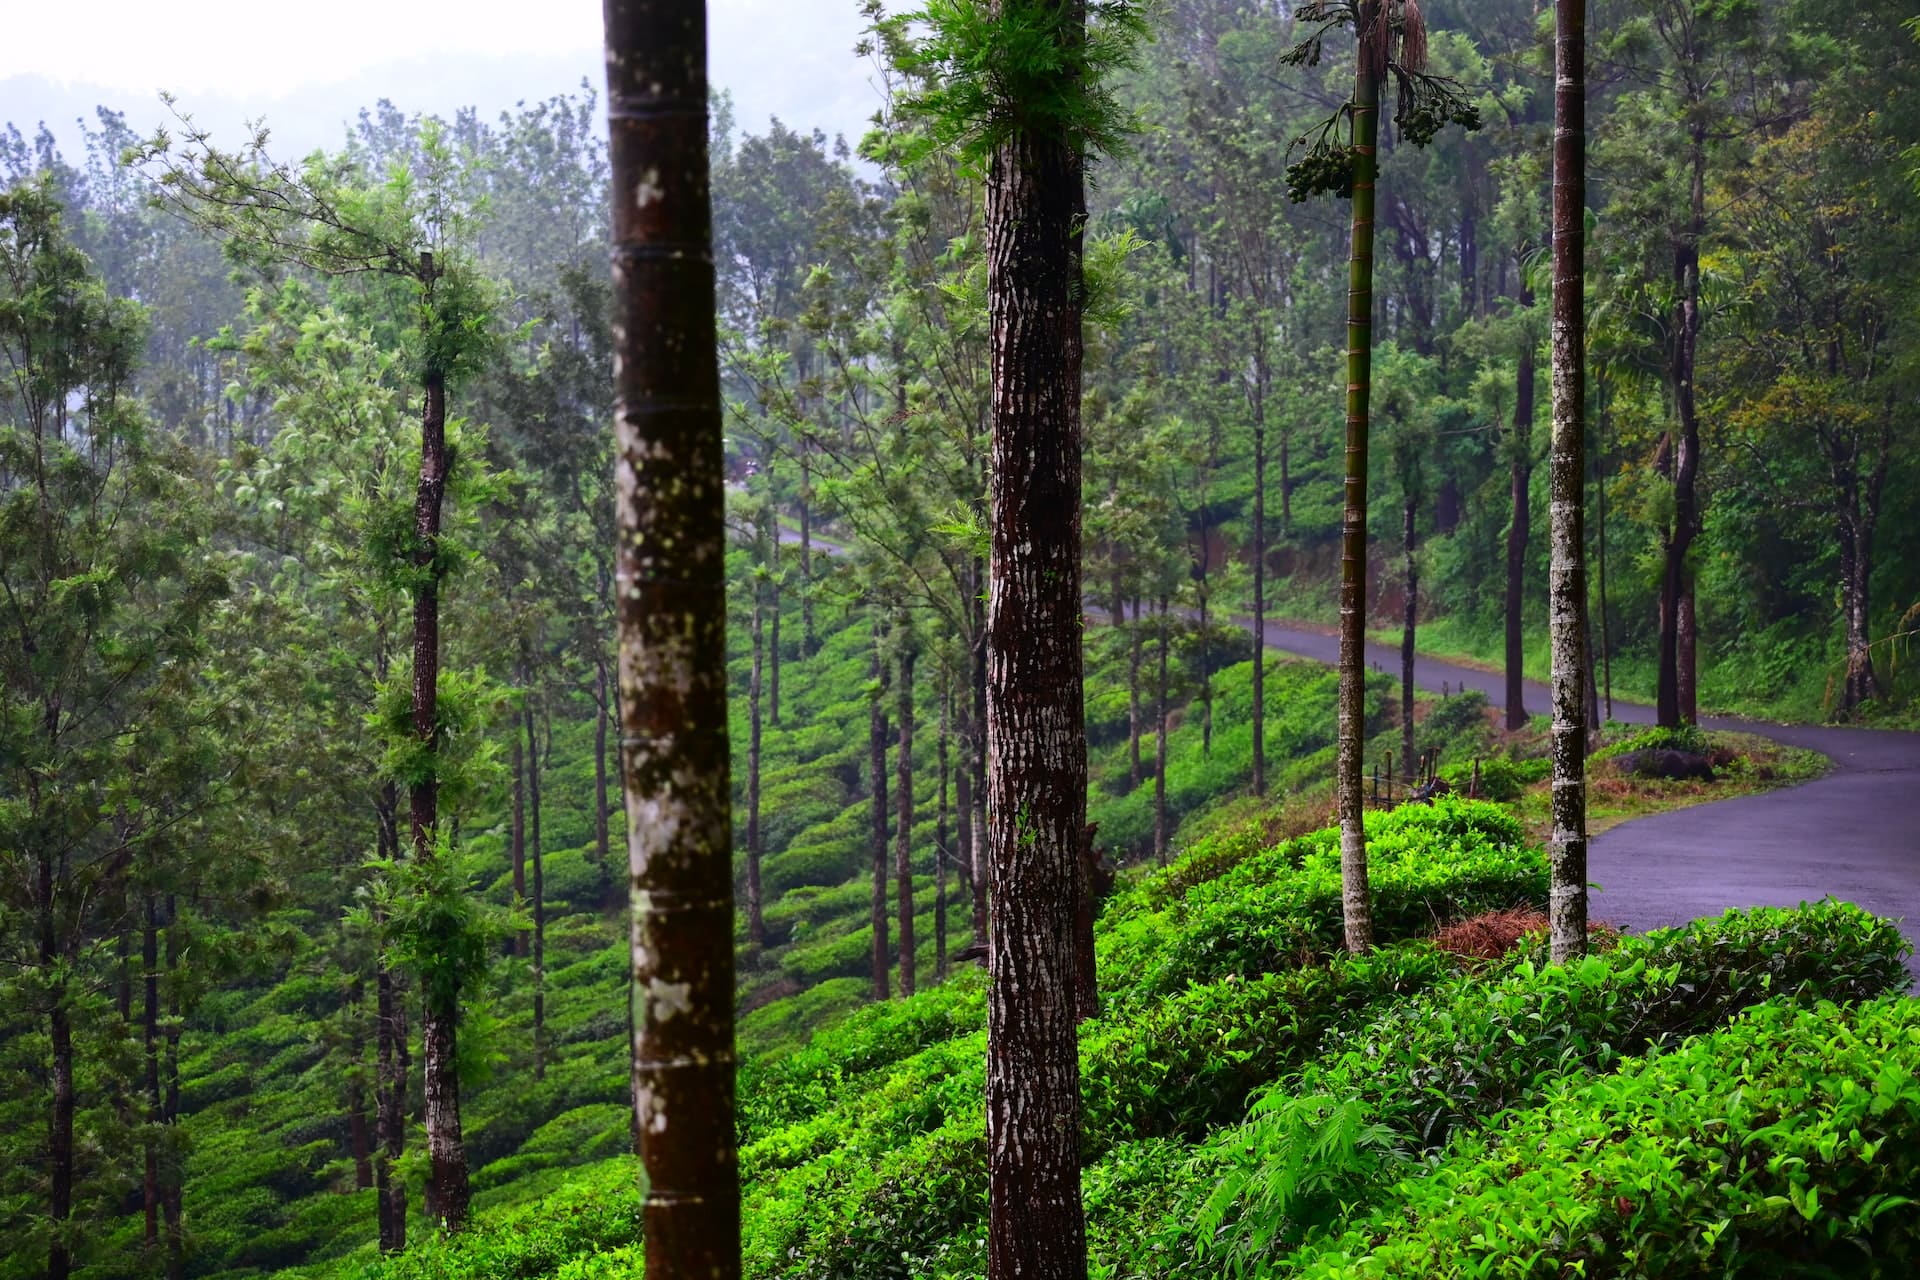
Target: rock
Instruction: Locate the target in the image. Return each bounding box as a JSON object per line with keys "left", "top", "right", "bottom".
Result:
{"left": 1614, "top": 748, "right": 1716, "bottom": 783}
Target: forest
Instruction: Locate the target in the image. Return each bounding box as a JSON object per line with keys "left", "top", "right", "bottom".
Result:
{"left": 4, "top": 0, "right": 1920, "bottom": 1277}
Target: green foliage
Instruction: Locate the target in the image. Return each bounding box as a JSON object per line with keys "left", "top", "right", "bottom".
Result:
{"left": 890, "top": 0, "right": 1152, "bottom": 164}
{"left": 1292, "top": 997, "right": 1920, "bottom": 1278}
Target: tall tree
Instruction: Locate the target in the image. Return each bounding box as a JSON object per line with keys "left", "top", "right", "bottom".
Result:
{"left": 603, "top": 2, "right": 741, "bottom": 1276}
{"left": 1548, "top": 0, "right": 1589, "bottom": 963}
{"left": 1283, "top": 0, "right": 1480, "bottom": 953}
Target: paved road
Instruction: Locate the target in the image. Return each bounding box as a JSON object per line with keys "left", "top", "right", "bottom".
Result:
{"left": 1251, "top": 618, "right": 1920, "bottom": 973}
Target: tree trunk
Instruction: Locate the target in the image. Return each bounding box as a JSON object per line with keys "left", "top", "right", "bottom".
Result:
{"left": 1658, "top": 128, "right": 1706, "bottom": 730}
{"left": 411, "top": 349, "right": 469, "bottom": 1232}
{"left": 373, "top": 785, "right": 406, "bottom": 1255}
{"left": 49, "top": 978, "right": 73, "bottom": 1280}
{"left": 1251, "top": 336, "right": 1267, "bottom": 798}
{"left": 604, "top": 6, "right": 742, "bottom": 1269}
{"left": 1677, "top": 581, "right": 1698, "bottom": 725}
{"left": 745, "top": 591, "right": 766, "bottom": 950}
{"left": 144, "top": 894, "right": 160, "bottom": 1248}
{"left": 1337, "top": 22, "right": 1382, "bottom": 954}
{"left": 595, "top": 655, "right": 613, "bottom": 910}
{"left": 526, "top": 702, "right": 546, "bottom": 1081}
{"left": 1505, "top": 283, "right": 1535, "bottom": 732}
{"left": 870, "top": 629, "right": 892, "bottom": 1002}
{"left": 349, "top": 1067, "right": 374, "bottom": 1191}
{"left": 1154, "top": 593, "right": 1171, "bottom": 865}
{"left": 970, "top": 581, "right": 990, "bottom": 947}
{"left": 936, "top": 686, "right": 950, "bottom": 981}
{"left": 896, "top": 640, "right": 918, "bottom": 998}
{"left": 1548, "top": 0, "right": 1590, "bottom": 965}
{"left": 511, "top": 721, "right": 528, "bottom": 957}
{"left": 1401, "top": 486, "right": 1419, "bottom": 780}
{"left": 1595, "top": 378, "right": 1613, "bottom": 721}
{"left": 1126, "top": 593, "right": 1143, "bottom": 790}
{"left": 163, "top": 897, "right": 182, "bottom": 1280}
{"left": 799, "top": 449, "right": 815, "bottom": 654}
{"left": 983, "top": 3, "right": 1090, "bottom": 1267}
{"left": 768, "top": 579, "right": 781, "bottom": 727}
{"left": 955, "top": 678, "right": 977, "bottom": 951}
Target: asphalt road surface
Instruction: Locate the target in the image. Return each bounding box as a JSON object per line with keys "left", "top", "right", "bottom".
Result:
{"left": 1253, "top": 617, "right": 1920, "bottom": 975}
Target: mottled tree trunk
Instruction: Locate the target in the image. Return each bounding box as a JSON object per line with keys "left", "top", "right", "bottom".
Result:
{"left": 1548, "top": 0, "right": 1590, "bottom": 964}
{"left": 1677, "top": 583, "right": 1698, "bottom": 725}
{"left": 745, "top": 591, "right": 766, "bottom": 950}
{"left": 1337, "top": 16, "right": 1383, "bottom": 954}
{"left": 983, "top": 2, "right": 1090, "bottom": 1269}
{"left": 1505, "top": 282, "right": 1535, "bottom": 733}
{"left": 869, "top": 630, "right": 892, "bottom": 1002}
{"left": 604, "top": 3, "right": 741, "bottom": 1270}
{"left": 896, "top": 639, "right": 918, "bottom": 998}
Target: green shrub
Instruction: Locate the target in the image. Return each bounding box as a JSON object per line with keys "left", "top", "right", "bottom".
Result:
{"left": 1437, "top": 754, "right": 1549, "bottom": 802}
{"left": 1292, "top": 997, "right": 1920, "bottom": 1279}
{"left": 1594, "top": 721, "right": 1711, "bottom": 760}
{"left": 1187, "top": 901, "right": 1912, "bottom": 1269}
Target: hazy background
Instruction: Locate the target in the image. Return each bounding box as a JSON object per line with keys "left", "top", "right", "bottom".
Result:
{"left": 2, "top": 0, "right": 881, "bottom": 159}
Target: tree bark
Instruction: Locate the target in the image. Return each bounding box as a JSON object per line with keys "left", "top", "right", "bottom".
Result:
{"left": 373, "top": 784, "right": 406, "bottom": 1255}
{"left": 1337, "top": 16, "right": 1383, "bottom": 954}
{"left": 144, "top": 893, "right": 161, "bottom": 1248}
{"left": 955, "top": 678, "right": 977, "bottom": 952}
{"left": 869, "top": 628, "right": 892, "bottom": 1002}
{"left": 1548, "top": 0, "right": 1590, "bottom": 964}
{"left": 970, "top": 578, "right": 990, "bottom": 947}
{"left": 1126, "top": 593, "right": 1143, "bottom": 790}
{"left": 768, "top": 579, "right": 781, "bottom": 728}
{"left": 1677, "top": 581, "right": 1698, "bottom": 725}
{"left": 1658, "top": 122, "right": 1706, "bottom": 730}
{"left": 896, "top": 639, "right": 918, "bottom": 998}
{"left": 604, "top": 4, "right": 742, "bottom": 1269}
{"left": 983, "top": 2, "right": 1090, "bottom": 1267}
{"left": 1505, "top": 282, "right": 1535, "bottom": 733}
{"left": 411, "top": 347, "right": 470, "bottom": 1232}
{"left": 745, "top": 590, "right": 766, "bottom": 950}
{"left": 595, "top": 655, "right": 614, "bottom": 910}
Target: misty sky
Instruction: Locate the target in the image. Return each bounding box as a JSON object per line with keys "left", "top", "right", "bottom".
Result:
{"left": 3, "top": 0, "right": 883, "bottom": 159}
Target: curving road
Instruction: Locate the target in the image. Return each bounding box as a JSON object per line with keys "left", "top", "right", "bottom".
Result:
{"left": 1250, "top": 618, "right": 1920, "bottom": 974}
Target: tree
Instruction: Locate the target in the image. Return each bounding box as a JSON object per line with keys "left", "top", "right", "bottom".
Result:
{"left": 603, "top": 1, "right": 741, "bottom": 1276}
{"left": 1547, "top": 0, "right": 1589, "bottom": 963}
{"left": 899, "top": 2, "right": 1145, "bottom": 1275}
{"left": 1283, "top": 0, "right": 1479, "bottom": 952}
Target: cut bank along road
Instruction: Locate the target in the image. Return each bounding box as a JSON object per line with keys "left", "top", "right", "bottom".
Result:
{"left": 1250, "top": 618, "right": 1920, "bottom": 974}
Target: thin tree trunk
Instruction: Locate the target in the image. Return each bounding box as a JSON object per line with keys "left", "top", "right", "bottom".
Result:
{"left": 799, "top": 450, "right": 815, "bottom": 654}
{"left": 595, "top": 655, "right": 613, "bottom": 910}
{"left": 349, "top": 1056, "right": 374, "bottom": 1191}
{"left": 411, "top": 349, "right": 469, "bottom": 1232}
{"left": 1506, "top": 282, "right": 1535, "bottom": 732}
{"left": 745, "top": 591, "right": 766, "bottom": 951}
{"left": 526, "top": 701, "right": 546, "bottom": 1081}
{"left": 373, "top": 785, "right": 406, "bottom": 1255}
{"left": 144, "top": 894, "right": 160, "bottom": 1247}
{"left": 768, "top": 579, "right": 781, "bottom": 727}
{"left": 1251, "top": 338, "right": 1267, "bottom": 798}
{"left": 1548, "top": 0, "right": 1590, "bottom": 964}
{"left": 1154, "top": 593, "right": 1171, "bottom": 865}
{"left": 1595, "top": 377, "right": 1612, "bottom": 720}
{"left": 1126, "top": 593, "right": 1143, "bottom": 790}
{"left": 896, "top": 639, "right": 917, "bottom": 999}
{"left": 511, "top": 721, "right": 528, "bottom": 957}
{"left": 49, "top": 981, "right": 73, "bottom": 1280}
{"left": 971, "top": 585, "right": 990, "bottom": 947}
{"left": 1658, "top": 128, "right": 1706, "bottom": 730}
{"left": 1337, "top": 19, "right": 1382, "bottom": 953}
{"left": 604, "top": 6, "right": 741, "bottom": 1269}
{"left": 955, "top": 675, "right": 977, "bottom": 950}
{"left": 936, "top": 685, "right": 951, "bottom": 981}
{"left": 1677, "top": 582, "right": 1698, "bottom": 725}
{"left": 1401, "top": 485, "right": 1419, "bottom": 780}
{"left": 870, "top": 627, "right": 892, "bottom": 1002}
{"left": 983, "top": 2, "right": 1090, "bottom": 1266}
{"left": 162, "top": 895, "right": 182, "bottom": 1280}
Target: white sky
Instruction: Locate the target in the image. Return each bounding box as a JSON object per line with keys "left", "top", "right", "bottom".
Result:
{"left": 3, "top": 0, "right": 882, "bottom": 153}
